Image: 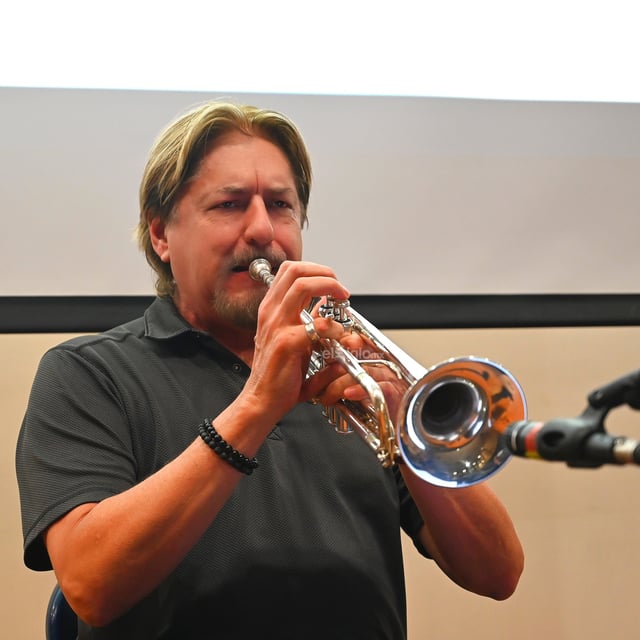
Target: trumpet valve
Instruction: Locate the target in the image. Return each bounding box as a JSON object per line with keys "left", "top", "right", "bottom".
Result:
{"left": 334, "top": 415, "right": 354, "bottom": 434}
{"left": 323, "top": 406, "right": 354, "bottom": 434}
{"left": 319, "top": 297, "right": 354, "bottom": 330}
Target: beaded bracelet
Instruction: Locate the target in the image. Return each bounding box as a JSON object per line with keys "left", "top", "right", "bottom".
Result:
{"left": 198, "top": 418, "right": 259, "bottom": 475}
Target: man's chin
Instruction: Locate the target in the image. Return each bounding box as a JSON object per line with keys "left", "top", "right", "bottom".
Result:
{"left": 211, "top": 292, "right": 262, "bottom": 330}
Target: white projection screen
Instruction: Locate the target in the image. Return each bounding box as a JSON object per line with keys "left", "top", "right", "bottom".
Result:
{"left": 3, "top": 88, "right": 640, "bottom": 297}
{"left": 2, "top": 0, "right": 640, "bottom": 297}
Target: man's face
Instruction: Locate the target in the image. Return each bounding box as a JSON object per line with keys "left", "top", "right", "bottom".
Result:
{"left": 150, "top": 131, "right": 304, "bottom": 333}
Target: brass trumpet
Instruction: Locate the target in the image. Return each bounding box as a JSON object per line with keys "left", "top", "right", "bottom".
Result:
{"left": 249, "top": 259, "right": 527, "bottom": 488}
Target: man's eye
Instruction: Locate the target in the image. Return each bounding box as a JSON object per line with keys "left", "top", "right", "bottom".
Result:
{"left": 272, "top": 200, "right": 291, "bottom": 209}
{"left": 214, "top": 201, "right": 238, "bottom": 210}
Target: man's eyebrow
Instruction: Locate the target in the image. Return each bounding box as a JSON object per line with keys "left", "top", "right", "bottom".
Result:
{"left": 202, "top": 185, "right": 297, "bottom": 200}
{"left": 217, "top": 185, "right": 249, "bottom": 195}
{"left": 264, "top": 186, "right": 296, "bottom": 196}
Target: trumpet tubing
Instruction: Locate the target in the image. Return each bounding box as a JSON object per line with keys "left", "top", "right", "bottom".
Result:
{"left": 249, "top": 259, "right": 527, "bottom": 487}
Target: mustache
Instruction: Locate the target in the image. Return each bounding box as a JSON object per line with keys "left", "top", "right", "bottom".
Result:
{"left": 228, "top": 250, "right": 288, "bottom": 274}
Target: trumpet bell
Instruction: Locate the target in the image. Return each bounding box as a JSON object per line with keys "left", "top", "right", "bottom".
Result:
{"left": 397, "top": 357, "right": 527, "bottom": 488}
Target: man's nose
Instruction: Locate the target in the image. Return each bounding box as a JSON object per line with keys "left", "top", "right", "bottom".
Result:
{"left": 243, "top": 197, "right": 274, "bottom": 246}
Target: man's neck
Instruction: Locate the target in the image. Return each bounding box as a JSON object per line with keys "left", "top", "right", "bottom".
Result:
{"left": 209, "top": 327, "right": 256, "bottom": 368}
{"left": 173, "top": 297, "right": 257, "bottom": 367}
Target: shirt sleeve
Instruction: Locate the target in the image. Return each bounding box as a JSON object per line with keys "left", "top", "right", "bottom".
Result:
{"left": 15, "top": 342, "right": 138, "bottom": 570}
{"left": 394, "top": 465, "right": 432, "bottom": 558}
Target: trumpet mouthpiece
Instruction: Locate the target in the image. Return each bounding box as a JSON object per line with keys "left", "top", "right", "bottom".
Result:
{"left": 249, "top": 259, "right": 274, "bottom": 285}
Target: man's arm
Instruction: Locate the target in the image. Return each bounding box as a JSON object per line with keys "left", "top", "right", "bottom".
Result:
{"left": 44, "top": 396, "right": 272, "bottom": 627}
{"left": 400, "top": 469, "right": 524, "bottom": 600}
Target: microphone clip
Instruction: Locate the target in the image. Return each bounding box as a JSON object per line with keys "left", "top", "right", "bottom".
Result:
{"left": 505, "top": 368, "right": 640, "bottom": 468}
{"left": 524, "top": 407, "right": 612, "bottom": 468}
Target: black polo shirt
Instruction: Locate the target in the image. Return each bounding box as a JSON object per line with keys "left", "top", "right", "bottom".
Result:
{"left": 16, "top": 297, "right": 427, "bottom": 639}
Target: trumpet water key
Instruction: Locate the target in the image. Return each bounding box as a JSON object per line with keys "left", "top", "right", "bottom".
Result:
{"left": 249, "top": 259, "right": 527, "bottom": 488}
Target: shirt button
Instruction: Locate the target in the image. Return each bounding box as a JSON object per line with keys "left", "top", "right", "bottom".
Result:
{"left": 232, "top": 363, "right": 242, "bottom": 373}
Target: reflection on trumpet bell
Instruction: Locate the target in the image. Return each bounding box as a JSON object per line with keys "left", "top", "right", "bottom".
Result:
{"left": 398, "top": 358, "right": 527, "bottom": 488}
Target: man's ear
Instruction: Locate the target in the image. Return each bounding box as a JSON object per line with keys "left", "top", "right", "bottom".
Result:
{"left": 148, "top": 217, "right": 170, "bottom": 263}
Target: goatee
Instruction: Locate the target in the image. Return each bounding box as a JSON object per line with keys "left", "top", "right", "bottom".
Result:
{"left": 210, "top": 288, "right": 265, "bottom": 330}
{"left": 213, "top": 249, "right": 287, "bottom": 329}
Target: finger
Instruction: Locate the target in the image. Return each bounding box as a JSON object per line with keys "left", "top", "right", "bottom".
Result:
{"left": 340, "top": 333, "right": 388, "bottom": 362}
{"left": 306, "top": 359, "right": 406, "bottom": 407}
{"left": 302, "top": 362, "right": 347, "bottom": 404}
{"left": 273, "top": 260, "right": 338, "bottom": 286}
{"left": 268, "top": 261, "right": 350, "bottom": 315}
{"left": 312, "top": 317, "right": 349, "bottom": 342}
{"left": 316, "top": 373, "right": 361, "bottom": 407}
{"left": 342, "top": 383, "right": 370, "bottom": 401}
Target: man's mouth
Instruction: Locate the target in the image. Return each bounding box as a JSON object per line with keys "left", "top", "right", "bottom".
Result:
{"left": 231, "top": 259, "right": 280, "bottom": 277}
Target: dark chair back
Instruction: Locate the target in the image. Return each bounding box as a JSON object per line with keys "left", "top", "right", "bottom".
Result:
{"left": 46, "top": 584, "right": 78, "bottom": 640}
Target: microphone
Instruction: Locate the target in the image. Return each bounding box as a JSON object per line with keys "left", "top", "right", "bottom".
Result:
{"left": 503, "top": 414, "right": 640, "bottom": 468}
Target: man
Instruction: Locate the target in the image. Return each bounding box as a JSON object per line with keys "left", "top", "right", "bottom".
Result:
{"left": 16, "top": 101, "right": 524, "bottom": 639}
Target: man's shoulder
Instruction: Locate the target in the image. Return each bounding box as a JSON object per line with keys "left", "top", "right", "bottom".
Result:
{"left": 44, "top": 296, "right": 189, "bottom": 360}
{"left": 36, "top": 315, "right": 151, "bottom": 376}
{"left": 55, "top": 315, "right": 146, "bottom": 351}
{"left": 51, "top": 297, "right": 178, "bottom": 351}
